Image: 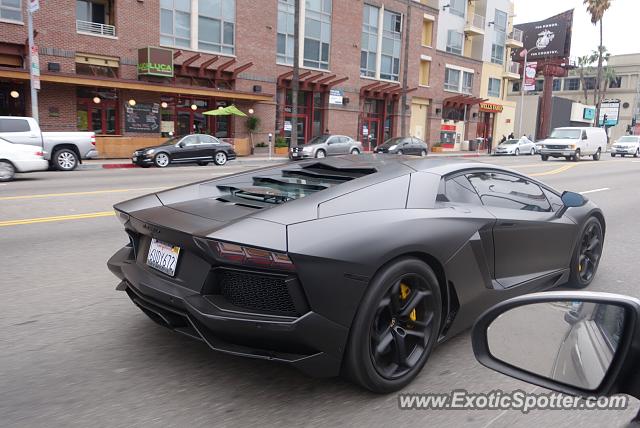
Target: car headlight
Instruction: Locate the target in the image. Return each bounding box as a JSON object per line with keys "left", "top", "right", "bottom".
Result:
{"left": 144, "top": 149, "right": 155, "bottom": 155}
{"left": 388, "top": 145, "right": 397, "bottom": 151}
{"left": 568, "top": 144, "right": 576, "bottom": 150}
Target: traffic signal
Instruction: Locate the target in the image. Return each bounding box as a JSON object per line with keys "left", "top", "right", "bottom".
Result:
{"left": 632, "top": 117, "right": 637, "bottom": 127}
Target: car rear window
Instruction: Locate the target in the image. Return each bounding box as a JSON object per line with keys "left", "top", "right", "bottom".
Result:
{"left": 0, "top": 119, "right": 30, "bottom": 132}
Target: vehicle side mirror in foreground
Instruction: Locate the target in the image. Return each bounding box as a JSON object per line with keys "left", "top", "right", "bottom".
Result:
{"left": 556, "top": 191, "right": 587, "bottom": 217}
{"left": 472, "top": 291, "right": 640, "bottom": 398}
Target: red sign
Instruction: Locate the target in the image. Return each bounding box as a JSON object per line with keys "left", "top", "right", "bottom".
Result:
{"left": 441, "top": 124, "right": 456, "bottom": 131}
{"left": 523, "top": 62, "right": 537, "bottom": 92}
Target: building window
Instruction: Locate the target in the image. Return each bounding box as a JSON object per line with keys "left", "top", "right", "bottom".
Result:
{"left": 360, "top": 4, "right": 379, "bottom": 77}
{"left": 584, "top": 77, "right": 597, "bottom": 90}
{"left": 449, "top": 0, "right": 464, "bottom": 17}
{"left": 462, "top": 71, "right": 473, "bottom": 94}
{"left": 609, "top": 76, "right": 622, "bottom": 89}
{"left": 422, "top": 18, "right": 433, "bottom": 46}
{"left": 564, "top": 78, "right": 580, "bottom": 91}
{"left": 512, "top": 81, "right": 521, "bottom": 92}
{"left": 277, "top": 0, "right": 295, "bottom": 65}
{"left": 76, "top": 0, "right": 116, "bottom": 36}
{"left": 446, "top": 30, "right": 463, "bottom": 55}
{"left": 552, "top": 79, "right": 561, "bottom": 91}
{"left": 380, "top": 9, "right": 402, "bottom": 81}
{"left": 419, "top": 59, "right": 430, "bottom": 86}
{"left": 444, "top": 67, "right": 460, "bottom": 91}
{"left": 160, "top": 0, "right": 191, "bottom": 48}
{"left": 0, "top": 0, "right": 22, "bottom": 21}
{"left": 198, "top": 0, "right": 236, "bottom": 54}
{"left": 488, "top": 77, "right": 501, "bottom": 97}
{"left": 535, "top": 79, "right": 544, "bottom": 92}
{"left": 303, "top": 0, "right": 332, "bottom": 70}
{"left": 491, "top": 9, "right": 507, "bottom": 65}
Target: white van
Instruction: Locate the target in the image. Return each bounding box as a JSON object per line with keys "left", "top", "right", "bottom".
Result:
{"left": 538, "top": 127, "right": 607, "bottom": 161}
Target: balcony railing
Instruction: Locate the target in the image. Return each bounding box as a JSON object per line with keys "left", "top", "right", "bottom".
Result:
{"left": 508, "top": 28, "right": 523, "bottom": 43}
{"left": 76, "top": 20, "right": 116, "bottom": 37}
{"left": 507, "top": 61, "right": 520, "bottom": 74}
{"left": 467, "top": 13, "right": 486, "bottom": 29}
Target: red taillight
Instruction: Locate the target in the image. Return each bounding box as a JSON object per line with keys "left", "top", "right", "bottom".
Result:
{"left": 91, "top": 134, "right": 96, "bottom": 145}
{"left": 213, "top": 240, "right": 295, "bottom": 271}
{"left": 35, "top": 151, "right": 43, "bottom": 156}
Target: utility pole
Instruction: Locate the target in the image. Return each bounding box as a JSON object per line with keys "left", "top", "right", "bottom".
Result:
{"left": 400, "top": 2, "right": 411, "bottom": 136}
{"left": 290, "top": 0, "right": 300, "bottom": 148}
{"left": 28, "top": 0, "right": 40, "bottom": 122}
{"left": 518, "top": 49, "right": 528, "bottom": 137}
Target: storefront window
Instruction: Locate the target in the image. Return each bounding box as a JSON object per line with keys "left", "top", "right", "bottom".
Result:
{"left": 76, "top": 63, "right": 118, "bottom": 78}
{"left": 277, "top": 0, "right": 295, "bottom": 65}
{"left": 160, "top": 0, "right": 191, "bottom": 48}
{"left": 303, "top": 0, "right": 332, "bottom": 70}
{"left": 76, "top": 88, "right": 119, "bottom": 135}
{"left": 0, "top": 83, "right": 26, "bottom": 116}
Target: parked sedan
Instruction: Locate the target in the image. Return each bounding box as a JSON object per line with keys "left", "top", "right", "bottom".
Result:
{"left": 374, "top": 137, "right": 429, "bottom": 156}
{"left": 289, "top": 134, "right": 362, "bottom": 159}
{"left": 494, "top": 137, "right": 537, "bottom": 156}
{"left": 132, "top": 134, "right": 236, "bottom": 168}
{"left": 610, "top": 135, "right": 640, "bottom": 157}
{"left": 109, "top": 155, "right": 604, "bottom": 393}
{"left": 0, "top": 136, "right": 49, "bottom": 181}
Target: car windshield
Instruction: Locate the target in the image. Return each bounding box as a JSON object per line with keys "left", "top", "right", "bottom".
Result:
{"left": 381, "top": 138, "right": 405, "bottom": 147}
{"left": 618, "top": 136, "right": 639, "bottom": 143}
{"left": 502, "top": 140, "right": 518, "bottom": 145}
{"left": 549, "top": 129, "right": 581, "bottom": 139}
{"left": 161, "top": 136, "right": 182, "bottom": 146}
{"left": 305, "top": 135, "right": 331, "bottom": 145}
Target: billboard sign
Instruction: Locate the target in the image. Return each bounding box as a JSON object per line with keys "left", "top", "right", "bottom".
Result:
{"left": 511, "top": 10, "right": 573, "bottom": 61}
{"left": 599, "top": 99, "right": 621, "bottom": 126}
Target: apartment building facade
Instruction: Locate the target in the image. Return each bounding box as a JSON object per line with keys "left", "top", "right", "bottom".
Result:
{"left": 0, "top": 0, "right": 459, "bottom": 156}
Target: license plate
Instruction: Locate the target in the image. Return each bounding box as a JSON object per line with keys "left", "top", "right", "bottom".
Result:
{"left": 147, "top": 238, "right": 181, "bottom": 277}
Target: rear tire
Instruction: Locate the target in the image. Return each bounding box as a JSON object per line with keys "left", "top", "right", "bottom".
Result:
{"left": 530, "top": 148, "right": 535, "bottom": 155}
{"left": 566, "top": 217, "right": 604, "bottom": 289}
{"left": 592, "top": 149, "right": 601, "bottom": 161}
{"left": 350, "top": 148, "right": 360, "bottom": 155}
{"left": 53, "top": 148, "right": 78, "bottom": 171}
{"left": 213, "top": 151, "right": 228, "bottom": 166}
{"left": 611, "top": 153, "right": 616, "bottom": 157}
{"left": 541, "top": 155, "right": 549, "bottom": 161}
{"left": 343, "top": 258, "right": 442, "bottom": 393}
{"left": 0, "top": 160, "right": 15, "bottom": 182}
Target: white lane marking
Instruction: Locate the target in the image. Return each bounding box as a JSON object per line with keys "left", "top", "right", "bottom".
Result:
{"left": 579, "top": 188, "right": 610, "bottom": 195}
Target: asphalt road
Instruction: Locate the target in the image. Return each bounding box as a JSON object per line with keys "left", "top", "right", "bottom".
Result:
{"left": 2, "top": 155, "right": 640, "bottom": 428}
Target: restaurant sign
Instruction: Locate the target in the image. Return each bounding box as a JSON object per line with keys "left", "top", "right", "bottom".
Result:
{"left": 479, "top": 102, "right": 504, "bottom": 113}
{"left": 138, "top": 47, "right": 174, "bottom": 77}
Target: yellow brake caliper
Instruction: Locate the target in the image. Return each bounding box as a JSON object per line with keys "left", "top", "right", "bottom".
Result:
{"left": 400, "top": 283, "right": 417, "bottom": 323}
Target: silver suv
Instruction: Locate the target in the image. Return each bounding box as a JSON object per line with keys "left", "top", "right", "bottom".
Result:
{"left": 289, "top": 134, "right": 363, "bottom": 159}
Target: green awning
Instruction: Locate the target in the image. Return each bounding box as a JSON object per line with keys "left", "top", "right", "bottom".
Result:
{"left": 203, "top": 104, "right": 247, "bottom": 117}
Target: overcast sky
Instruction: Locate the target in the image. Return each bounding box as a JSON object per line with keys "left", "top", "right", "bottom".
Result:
{"left": 513, "top": 0, "right": 638, "bottom": 58}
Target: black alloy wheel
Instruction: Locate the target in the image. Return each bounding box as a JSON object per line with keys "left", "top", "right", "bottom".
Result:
{"left": 568, "top": 217, "right": 604, "bottom": 288}
{"left": 343, "top": 258, "right": 442, "bottom": 393}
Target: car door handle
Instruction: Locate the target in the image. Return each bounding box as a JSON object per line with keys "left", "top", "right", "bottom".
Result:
{"left": 498, "top": 221, "right": 516, "bottom": 227}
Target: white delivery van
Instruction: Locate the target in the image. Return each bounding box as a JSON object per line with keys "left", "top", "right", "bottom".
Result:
{"left": 538, "top": 127, "right": 607, "bottom": 161}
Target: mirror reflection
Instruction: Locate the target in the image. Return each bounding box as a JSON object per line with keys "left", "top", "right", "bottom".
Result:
{"left": 487, "top": 301, "right": 625, "bottom": 390}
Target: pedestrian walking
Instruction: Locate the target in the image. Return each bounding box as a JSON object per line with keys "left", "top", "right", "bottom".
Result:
{"left": 500, "top": 135, "right": 507, "bottom": 144}
{"left": 487, "top": 136, "right": 493, "bottom": 155}
{"left": 508, "top": 132, "right": 514, "bottom": 139}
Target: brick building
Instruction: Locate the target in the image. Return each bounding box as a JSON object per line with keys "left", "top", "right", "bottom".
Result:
{"left": 0, "top": 0, "right": 499, "bottom": 156}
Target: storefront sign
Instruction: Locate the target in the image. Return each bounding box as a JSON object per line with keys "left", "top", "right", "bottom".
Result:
{"left": 124, "top": 103, "right": 160, "bottom": 133}
{"left": 137, "top": 47, "right": 174, "bottom": 77}
{"left": 523, "top": 62, "right": 537, "bottom": 91}
{"left": 583, "top": 107, "right": 595, "bottom": 121}
{"left": 284, "top": 121, "right": 292, "bottom": 132}
{"left": 479, "top": 103, "right": 504, "bottom": 113}
{"left": 441, "top": 124, "right": 456, "bottom": 132}
{"left": 329, "top": 89, "right": 344, "bottom": 105}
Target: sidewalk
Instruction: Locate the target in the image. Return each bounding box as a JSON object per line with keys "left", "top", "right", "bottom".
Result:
{"left": 79, "top": 151, "right": 490, "bottom": 170}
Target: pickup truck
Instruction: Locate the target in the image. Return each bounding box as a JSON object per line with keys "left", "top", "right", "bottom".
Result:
{"left": 0, "top": 116, "right": 98, "bottom": 171}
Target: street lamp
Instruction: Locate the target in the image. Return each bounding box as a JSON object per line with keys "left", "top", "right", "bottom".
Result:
{"left": 248, "top": 108, "right": 254, "bottom": 115}
{"left": 161, "top": 101, "right": 168, "bottom": 109}
{"left": 9, "top": 90, "right": 19, "bottom": 99}
{"left": 190, "top": 104, "right": 198, "bottom": 111}
{"left": 93, "top": 96, "right": 101, "bottom": 104}
{"left": 128, "top": 99, "right": 136, "bottom": 106}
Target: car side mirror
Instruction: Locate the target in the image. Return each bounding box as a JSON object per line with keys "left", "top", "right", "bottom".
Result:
{"left": 472, "top": 291, "right": 640, "bottom": 398}
{"left": 582, "top": 134, "right": 588, "bottom": 140}
{"left": 178, "top": 141, "right": 185, "bottom": 148}
{"left": 556, "top": 191, "right": 587, "bottom": 217}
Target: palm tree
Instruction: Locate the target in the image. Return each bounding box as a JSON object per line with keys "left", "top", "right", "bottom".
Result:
{"left": 577, "top": 55, "right": 593, "bottom": 105}
{"left": 583, "top": 0, "right": 612, "bottom": 125}
{"left": 600, "top": 64, "right": 617, "bottom": 102}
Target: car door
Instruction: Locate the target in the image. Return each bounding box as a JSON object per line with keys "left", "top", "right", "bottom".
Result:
{"left": 465, "top": 170, "right": 578, "bottom": 288}
{"left": 0, "top": 118, "right": 39, "bottom": 146}
{"left": 325, "top": 136, "right": 343, "bottom": 155}
{"left": 198, "top": 134, "right": 219, "bottom": 161}
{"left": 172, "top": 135, "right": 200, "bottom": 162}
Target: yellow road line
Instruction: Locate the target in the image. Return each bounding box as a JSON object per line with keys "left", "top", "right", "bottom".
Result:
{"left": 529, "top": 163, "right": 577, "bottom": 177}
{"left": 0, "top": 187, "right": 159, "bottom": 201}
{"left": 0, "top": 211, "right": 114, "bottom": 227}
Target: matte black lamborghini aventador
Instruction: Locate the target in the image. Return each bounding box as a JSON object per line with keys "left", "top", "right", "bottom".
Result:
{"left": 108, "top": 155, "right": 605, "bottom": 393}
